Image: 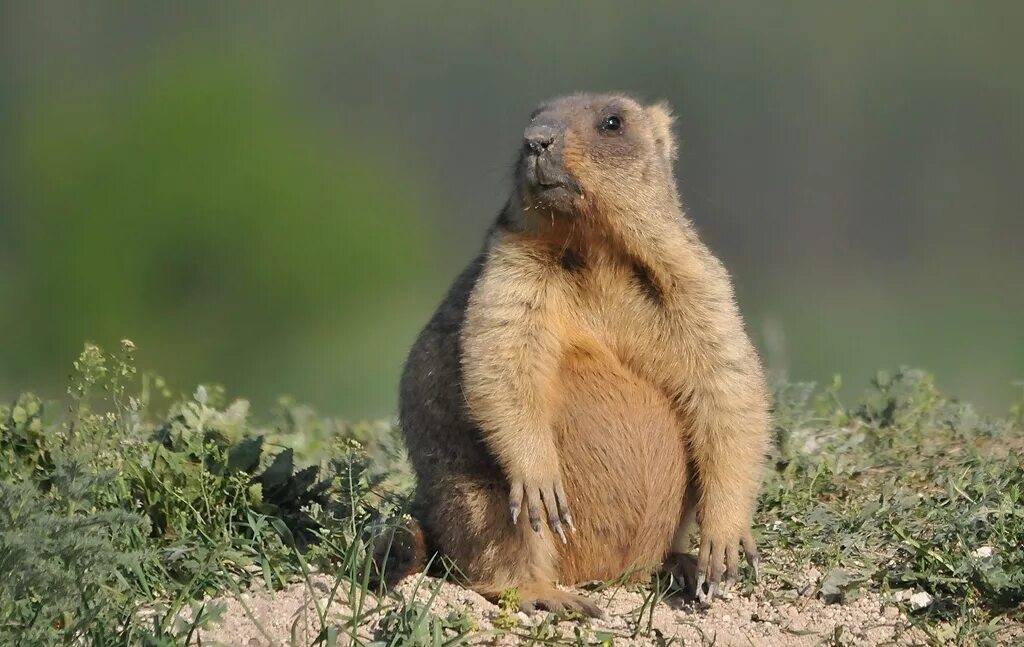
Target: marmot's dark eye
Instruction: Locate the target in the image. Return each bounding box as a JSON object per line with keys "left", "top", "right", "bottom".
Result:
{"left": 601, "top": 115, "right": 623, "bottom": 132}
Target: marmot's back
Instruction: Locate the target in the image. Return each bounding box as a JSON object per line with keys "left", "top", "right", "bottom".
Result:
{"left": 399, "top": 255, "right": 496, "bottom": 491}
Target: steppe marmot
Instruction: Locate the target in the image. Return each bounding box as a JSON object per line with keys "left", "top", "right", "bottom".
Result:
{"left": 393, "top": 93, "right": 769, "bottom": 615}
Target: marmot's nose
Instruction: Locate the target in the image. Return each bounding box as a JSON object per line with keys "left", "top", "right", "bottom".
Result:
{"left": 524, "top": 125, "right": 557, "bottom": 154}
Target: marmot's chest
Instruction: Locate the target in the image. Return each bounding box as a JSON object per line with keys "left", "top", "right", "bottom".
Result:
{"left": 557, "top": 251, "right": 672, "bottom": 347}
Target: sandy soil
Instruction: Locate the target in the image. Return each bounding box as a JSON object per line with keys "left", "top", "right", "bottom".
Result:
{"left": 185, "top": 571, "right": 967, "bottom": 646}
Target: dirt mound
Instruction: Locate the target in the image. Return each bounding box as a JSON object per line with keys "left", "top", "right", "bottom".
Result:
{"left": 191, "top": 573, "right": 937, "bottom": 646}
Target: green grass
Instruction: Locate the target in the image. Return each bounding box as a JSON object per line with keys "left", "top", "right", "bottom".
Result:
{"left": 0, "top": 342, "right": 1021, "bottom": 645}
{"left": 762, "top": 371, "right": 1024, "bottom": 644}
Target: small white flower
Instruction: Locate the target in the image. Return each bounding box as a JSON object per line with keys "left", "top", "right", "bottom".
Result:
{"left": 972, "top": 546, "right": 995, "bottom": 558}
{"left": 195, "top": 385, "right": 208, "bottom": 405}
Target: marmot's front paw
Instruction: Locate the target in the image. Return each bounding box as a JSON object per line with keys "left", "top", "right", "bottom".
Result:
{"left": 508, "top": 471, "right": 574, "bottom": 543}
{"left": 695, "top": 526, "right": 759, "bottom": 605}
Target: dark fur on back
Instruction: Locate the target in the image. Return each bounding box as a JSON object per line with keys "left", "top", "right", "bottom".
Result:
{"left": 391, "top": 254, "right": 502, "bottom": 582}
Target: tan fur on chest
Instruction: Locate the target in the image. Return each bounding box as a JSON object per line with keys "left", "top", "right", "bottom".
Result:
{"left": 508, "top": 226, "right": 682, "bottom": 387}
{"left": 460, "top": 229, "right": 692, "bottom": 582}
{"left": 552, "top": 341, "right": 687, "bottom": 582}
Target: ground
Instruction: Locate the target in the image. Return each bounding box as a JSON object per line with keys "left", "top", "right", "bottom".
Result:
{"left": 189, "top": 572, "right": 943, "bottom": 646}
{"left": 1, "top": 345, "right": 1022, "bottom": 645}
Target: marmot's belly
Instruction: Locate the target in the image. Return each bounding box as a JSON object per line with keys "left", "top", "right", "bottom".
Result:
{"left": 553, "top": 347, "right": 687, "bottom": 583}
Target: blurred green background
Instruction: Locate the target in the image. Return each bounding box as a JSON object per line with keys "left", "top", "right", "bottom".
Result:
{"left": 1, "top": 2, "right": 1021, "bottom": 418}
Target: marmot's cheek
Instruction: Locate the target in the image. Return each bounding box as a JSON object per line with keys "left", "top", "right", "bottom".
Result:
{"left": 560, "top": 132, "right": 586, "bottom": 181}
{"left": 562, "top": 161, "right": 596, "bottom": 203}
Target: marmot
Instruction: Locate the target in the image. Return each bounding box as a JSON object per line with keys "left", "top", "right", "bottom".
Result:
{"left": 392, "top": 93, "right": 769, "bottom": 615}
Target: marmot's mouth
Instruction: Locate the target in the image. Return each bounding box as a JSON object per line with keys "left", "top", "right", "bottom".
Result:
{"left": 526, "top": 154, "right": 581, "bottom": 196}
{"left": 534, "top": 161, "right": 562, "bottom": 188}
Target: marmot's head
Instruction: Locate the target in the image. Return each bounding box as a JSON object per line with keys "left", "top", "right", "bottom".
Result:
{"left": 516, "top": 93, "right": 678, "bottom": 216}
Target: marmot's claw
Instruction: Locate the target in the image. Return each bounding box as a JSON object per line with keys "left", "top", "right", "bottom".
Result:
{"left": 545, "top": 488, "right": 567, "bottom": 543}
{"left": 695, "top": 573, "right": 717, "bottom": 606}
{"left": 554, "top": 522, "right": 567, "bottom": 544}
{"left": 508, "top": 481, "right": 524, "bottom": 527}
{"left": 695, "top": 527, "right": 759, "bottom": 604}
{"left": 553, "top": 480, "right": 574, "bottom": 533}
{"left": 696, "top": 535, "right": 726, "bottom": 605}
{"left": 510, "top": 476, "right": 575, "bottom": 542}
{"left": 741, "top": 531, "right": 760, "bottom": 582}
{"left": 527, "top": 483, "right": 545, "bottom": 532}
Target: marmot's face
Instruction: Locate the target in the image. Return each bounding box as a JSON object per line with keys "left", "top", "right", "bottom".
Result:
{"left": 516, "top": 93, "right": 676, "bottom": 215}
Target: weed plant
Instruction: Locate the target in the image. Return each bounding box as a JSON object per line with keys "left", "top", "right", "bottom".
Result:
{"left": 0, "top": 343, "right": 1020, "bottom": 645}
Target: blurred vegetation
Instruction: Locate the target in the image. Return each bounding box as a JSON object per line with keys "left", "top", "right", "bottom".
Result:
{"left": 4, "top": 50, "right": 440, "bottom": 416}
{"left": 1, "top": 3, "right": 1022, "bottom": 414}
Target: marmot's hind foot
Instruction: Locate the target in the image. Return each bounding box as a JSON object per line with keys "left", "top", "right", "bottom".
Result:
{"left": 662, "top": 551, "right": 699, "bottom": 597}
{"left": 368, "top": 518, "right": 428, "bottom": 591}
{"left": 517, "top": 584, "right": 603, "bottom": 618}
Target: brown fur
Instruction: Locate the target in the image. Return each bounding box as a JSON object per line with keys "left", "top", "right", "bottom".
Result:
{"left": 397, "top": 93, "right": 769, "bottom": 614}
{"left": 370, "top": 518, "right": 429, "bottom": 591}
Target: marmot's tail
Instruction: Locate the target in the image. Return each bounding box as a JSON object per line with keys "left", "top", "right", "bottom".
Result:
{"left": 370, "top": 517, "right": 429, "bottom": 590}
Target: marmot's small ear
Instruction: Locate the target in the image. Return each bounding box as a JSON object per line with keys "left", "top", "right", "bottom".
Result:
{"left": 647, "top": 101, "right": 678, "bottom": 163}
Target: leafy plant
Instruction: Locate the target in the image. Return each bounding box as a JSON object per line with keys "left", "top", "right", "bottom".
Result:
{"left": 761, "top": 367, "right": 1023, "bottom": 642}
{"left": 0, "top": 342, "right": 404, "bottom": 644}
{"left": 1, "top": 345, "right": 1021, "bottom": 645}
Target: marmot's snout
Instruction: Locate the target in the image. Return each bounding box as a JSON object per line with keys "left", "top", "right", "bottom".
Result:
{"left": 521, "top": 120, "right": 581, "bottom": 206}
{"left": 524, "top": 123, "right": 557, "bottom": 155}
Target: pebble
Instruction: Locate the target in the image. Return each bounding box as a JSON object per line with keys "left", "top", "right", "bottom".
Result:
{"left": 891, "top": 589, "right": 913, "bottom": 602}
{"left": 909, "top": 591, "right": 933, "bottom": 610}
